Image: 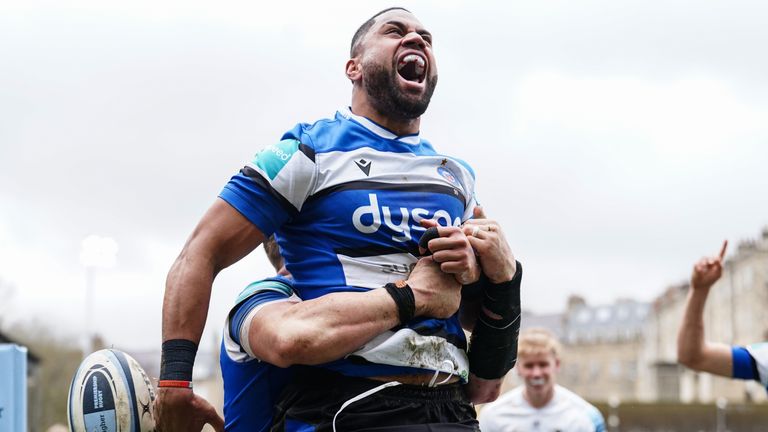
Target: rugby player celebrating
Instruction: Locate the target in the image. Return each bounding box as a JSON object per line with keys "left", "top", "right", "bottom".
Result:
{"left": 156, "top": 8, "right": 521, "bottom": 431}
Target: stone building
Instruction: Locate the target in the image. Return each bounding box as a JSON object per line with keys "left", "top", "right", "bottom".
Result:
{"left": 501, "top": 297, "right": 650, "bottom": 403}
{"left": 558, "top": 296, "right": 650, "bottom": 402}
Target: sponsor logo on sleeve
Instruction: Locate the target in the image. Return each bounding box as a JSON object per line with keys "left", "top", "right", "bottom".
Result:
{"left": 252, "top": 139, "right": 301, "bottom": 180}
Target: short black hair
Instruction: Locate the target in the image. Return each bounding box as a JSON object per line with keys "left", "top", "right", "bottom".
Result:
{"left": 350, "top": 7, "right": 410, "bottom": 57}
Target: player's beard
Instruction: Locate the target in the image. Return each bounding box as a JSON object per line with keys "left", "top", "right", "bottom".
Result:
{"left": 363, "top": 60, "right": 437, "bottom": 121}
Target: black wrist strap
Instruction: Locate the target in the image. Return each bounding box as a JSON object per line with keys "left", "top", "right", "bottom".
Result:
{"left": 480, "top": 261, "right": 523, "bottom": 325}
{"left": 384, "top": 282, "right": 416, "bottom": 325}
{"left": 469, "top": 261, "right": 523, "bottom": 379}
{"left": 160, "top": 339, "right": 198, "bottom": 381}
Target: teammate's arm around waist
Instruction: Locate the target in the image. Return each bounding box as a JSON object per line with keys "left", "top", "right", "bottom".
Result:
{"left": 247, "top": 256, "right": 462, "bottom": 367}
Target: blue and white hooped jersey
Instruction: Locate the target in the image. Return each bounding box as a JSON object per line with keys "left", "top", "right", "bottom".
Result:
{"left": 221, "top": 276, "right": 299, "bottom": 432}
{"left": 732, "top": 342, "right": 768, "bottom": 390}
{"left": 219, "top": 107, "right": 478, "bottom": 381}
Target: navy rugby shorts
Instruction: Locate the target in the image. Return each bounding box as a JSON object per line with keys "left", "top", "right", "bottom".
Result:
{"left": 271, "top": 367, "right": 479, "bottom": 432}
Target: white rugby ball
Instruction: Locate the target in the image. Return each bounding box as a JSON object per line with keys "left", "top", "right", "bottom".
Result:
{"left": 68, "top": 349, "right": 156, "bottom": 432}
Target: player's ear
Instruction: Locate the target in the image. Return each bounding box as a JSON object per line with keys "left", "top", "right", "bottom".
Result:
{"left": 346, "top": 58, "right": 362, "bottom": 83}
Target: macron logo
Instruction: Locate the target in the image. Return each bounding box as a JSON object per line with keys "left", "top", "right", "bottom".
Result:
{"left": 355, "top": 159, "right": 372, "bottom": 176}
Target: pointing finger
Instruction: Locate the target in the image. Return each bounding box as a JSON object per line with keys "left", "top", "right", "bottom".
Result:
{"left": 718, "top": 240, "right": 728, "bottom": 262}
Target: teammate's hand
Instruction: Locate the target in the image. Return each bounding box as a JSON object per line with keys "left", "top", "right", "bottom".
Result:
{"left": 464, "top": 373, "right": 502, "bottom": 404}
{"left": 408, "top": 256, "right": 463, "bottom": 319}
{"left": 691, "top": 240, "right": 728, "bottom": 291}
{"left": 419, "top": 220, "right": 481, "bottom": 284}
{"left": 462, "top": 206, "right": 517, "bottom": 283}
{"left": 155, "top": 387, "right": 224, "bottom": 432}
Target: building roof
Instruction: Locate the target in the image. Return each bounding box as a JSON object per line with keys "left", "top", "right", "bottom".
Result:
{"left": 564, "top": 299, "right": 650, "bottom": 344}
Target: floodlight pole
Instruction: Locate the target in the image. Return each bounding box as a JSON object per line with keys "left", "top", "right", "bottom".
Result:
{"left": 85, "top": 265, "right": 94, "bottom": 357}
{"left": 79, "top": 235, "right": 118, "bottom": 359}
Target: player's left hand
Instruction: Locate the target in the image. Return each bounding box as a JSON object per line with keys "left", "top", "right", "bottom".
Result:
{"left": 462, "top": 206, "right": 516, "bottom": 283}
{"left": 419, "top": 221, "right": 481, "bottom": 285}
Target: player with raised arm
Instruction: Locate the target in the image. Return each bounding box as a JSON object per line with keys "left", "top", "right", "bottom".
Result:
{"left": 677, "top": 241, "right": 768, "bottom": 388}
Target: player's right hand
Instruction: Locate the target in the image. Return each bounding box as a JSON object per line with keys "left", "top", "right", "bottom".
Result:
{"left": 419, "top": 220, "right": 481, "bottom": 285}
{"left": 691, "top": 240, "right": 728, "bottom": 290}
{"left": 155, "top": 387, "right": 224, "bottom": 432}
{"left": 408, "top": 256, "right": 462, "bottom": 319}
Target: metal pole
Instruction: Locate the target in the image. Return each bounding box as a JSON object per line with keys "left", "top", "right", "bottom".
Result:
{"left": 608, "top": 396, "right": 620, "bottom": 432}
{"left": 84, "top": 266, "right": 94, "bottom": 358}
{"left": 716, "top": 397, "right": 727, "bottom": 432}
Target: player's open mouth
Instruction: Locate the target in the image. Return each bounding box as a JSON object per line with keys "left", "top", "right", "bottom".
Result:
{"left": 397, "top": 53, "right": 426, "bottom": 83}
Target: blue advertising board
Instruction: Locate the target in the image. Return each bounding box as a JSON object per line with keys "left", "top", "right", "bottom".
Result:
{"left": 0, "top": 344, "right": 27, "bottom": 432}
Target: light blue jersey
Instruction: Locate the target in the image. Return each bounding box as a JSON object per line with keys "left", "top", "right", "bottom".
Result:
{"left": 220, "top": 276, "right": 299, "bottom": 432}
{"left": 219, "top": 107, "right": 478, "bottom": 381}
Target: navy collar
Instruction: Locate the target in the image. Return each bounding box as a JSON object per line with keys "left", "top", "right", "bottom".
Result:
{"left": 339, "top": 107, "right": 421, "bottom": 145}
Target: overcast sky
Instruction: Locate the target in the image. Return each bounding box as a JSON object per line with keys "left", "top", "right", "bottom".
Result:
{"left": 1, "top": 0, "right": 767, "bottom": 352}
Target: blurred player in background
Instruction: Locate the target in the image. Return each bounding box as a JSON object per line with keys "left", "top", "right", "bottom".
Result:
{"left": 479, "top": 328, "right": 605, "bottom": 432}
{"left": 677, "top": 241, "right": 768, "bottom": 389}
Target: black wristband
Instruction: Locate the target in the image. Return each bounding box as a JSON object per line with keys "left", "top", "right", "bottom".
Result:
{"left": 468, "top": 316, "right": 520, "bottom": 379}
{"left": 480, "top": 261, "right": 523, "bottom": 325}
{"left": 160, "top": 339, "right": 198, "bottom": 381}
{"left": 468, "top": 261, "right": 523, "bottom": 379}
{"left": 384, "top": 281, "right": 416, "bottom": 325}
{"left": 461, "top": 273, "right": 488, "bottom": 302}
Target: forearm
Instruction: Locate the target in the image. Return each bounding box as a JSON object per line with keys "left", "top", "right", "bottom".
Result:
{"left": 458, "top": 280, "right": 485, "bottom": 331}
{"left": 252, "top": 289, "right": 400, "bottom": 367}
{"left": 162, "top": 252, "right": 217, "bottom": 343}
{"left": 677, "top": 286, "right": 732, "bottom": 376}
{"left": 467, "top": 261, "right": 522, "bottom": 400}
{"left": 162, "top": 198, "right": 265, "bottom": 343}
{"left": 677, "top": 287, "right": 709, "bottom": 366}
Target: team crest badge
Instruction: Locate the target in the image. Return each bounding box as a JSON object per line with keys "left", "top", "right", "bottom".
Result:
{"left": 437, "top": 166, "right": 459, "bottom": 186}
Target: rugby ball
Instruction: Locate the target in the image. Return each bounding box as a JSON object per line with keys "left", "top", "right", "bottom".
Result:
{"left": 68, "top": 349, "right": 156, "bottom": 432}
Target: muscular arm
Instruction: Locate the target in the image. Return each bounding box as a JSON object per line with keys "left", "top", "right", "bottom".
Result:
{"left": 677, "top": 241, "right": 732, "bottom": 377}
{"left": 163, "top": 198, "right": 266, "bottom": 343}
{"left": 157, "top": 199, "right": 265, "bottom": 432}
{"left": 248, "top": 256, "right": 463, "bottom": 367}
{"left": 245, "top": 220, "right": 481, "bottom": 368}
